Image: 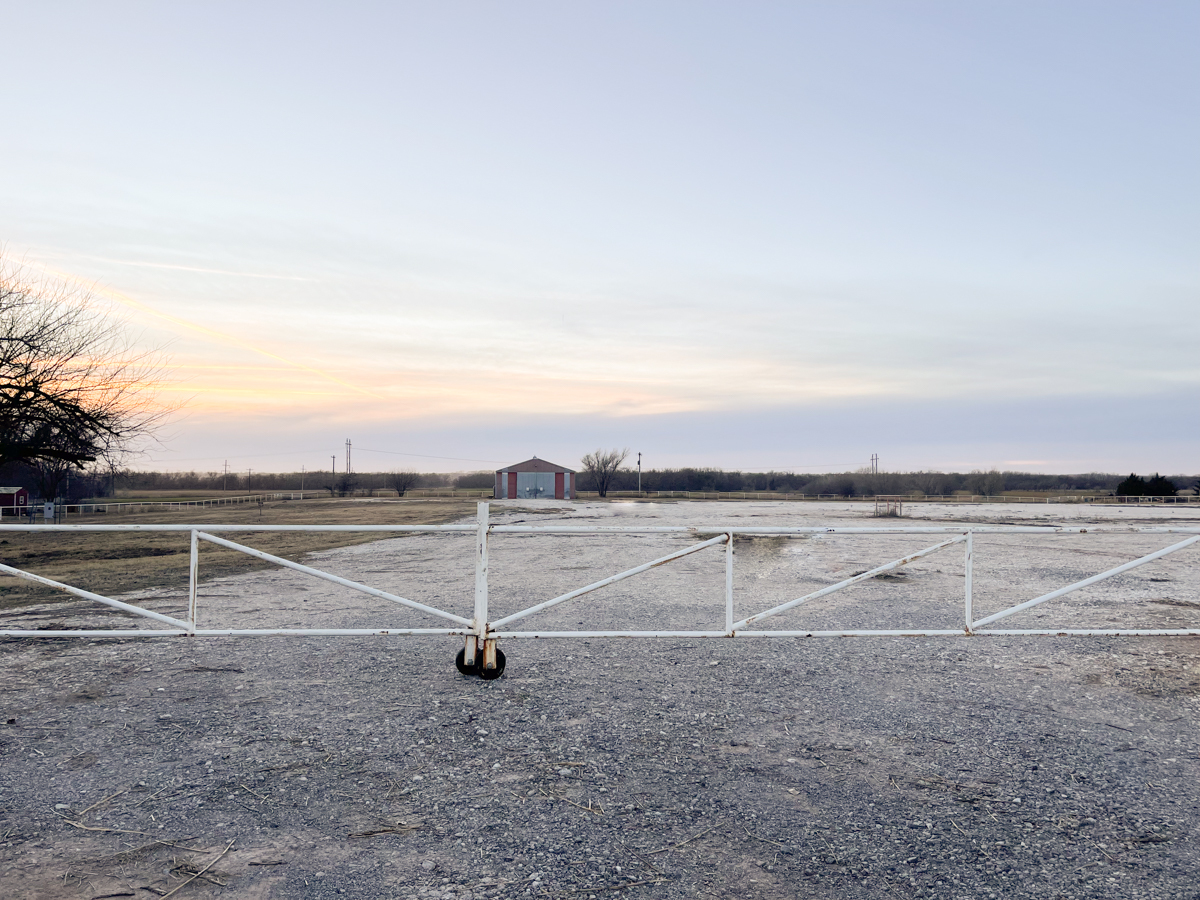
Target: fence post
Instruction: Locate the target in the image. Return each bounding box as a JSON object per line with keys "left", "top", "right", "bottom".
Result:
{"left": 188, "top": 528, "right": 199, "bottom": 634}
{"left": 474, "top": 502, "right": 489, "bottom": 639}
{"left": 964, "top": 531, "right": 973, "bottom": 633}
{"left": 725, "top": 531, "right": 734, "bottom": 634}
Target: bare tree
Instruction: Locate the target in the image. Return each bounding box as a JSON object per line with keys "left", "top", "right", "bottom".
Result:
{"left": 580, "top": 447, "right": 629, "bottom": 498}
{"left": 0, "top": 255, "right": 168, "bottom": 470}
{"left": 28, "top": 456, "right": 73, "bottom": 502}
{"left": 389, "top": 470, "right": 419, "bottom": 496}
{"left": 964, "top": 469, "right": 1005, "bottom": 497}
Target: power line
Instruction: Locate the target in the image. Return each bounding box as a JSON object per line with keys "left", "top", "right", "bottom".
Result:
{"left": 356, "top": 448, "right": 508, "bottom": 465}
{"left": 141, "top": 447, "right": 507, "bottom": 468}
{"left": 144, "top": 448, "right": 862, "bottom": 472}
{"left": 689, "top": 462, "right": 864, "bottom": 472}
{"left": 144, "top": 449, "right": 331, "bottom": 465}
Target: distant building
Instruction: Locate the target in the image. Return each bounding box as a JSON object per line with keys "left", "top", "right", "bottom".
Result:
{"left": 494, "top": 457, "right": 576, "bottom": 500}
{"left": 0, "top": 487, "right": 29, "bottom": 516}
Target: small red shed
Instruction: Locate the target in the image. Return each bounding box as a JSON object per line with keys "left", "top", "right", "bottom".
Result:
{"left": 494, "top": 457, "right": 576, "bottom": 500}
{"left": 0, "top": 487, "right": 30, "bottom": 516}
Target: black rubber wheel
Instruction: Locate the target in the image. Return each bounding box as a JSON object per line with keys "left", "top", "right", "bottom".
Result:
{"left": 455, "top": 648, "right": 480, "bottom": 677}
{"left": 478, "top": 648, "right": 506, "bottom": 680}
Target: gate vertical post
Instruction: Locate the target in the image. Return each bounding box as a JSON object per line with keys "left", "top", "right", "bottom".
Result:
{"left": 474, "top": 501, "right": 489, "bottom": 641}
{"left": 964, "top": 531, "right": 973, "bottom": 634}
{"left": 725, "top": 531, "right": 734, "bottom": 634}
{"left": 188, "top": 528, "right": 199, "bottom": 634}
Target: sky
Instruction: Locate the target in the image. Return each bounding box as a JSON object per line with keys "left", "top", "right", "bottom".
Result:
{"left": 2, "top": 1, "right": 1197, "bottom": 476}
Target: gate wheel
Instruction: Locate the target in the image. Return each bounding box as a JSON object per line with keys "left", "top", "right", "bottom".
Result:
{"left": 454, "top": 648, "right": 480, "bottom": 677}
{"left": 479, "top": 648, "right": 506, "bottom": 680}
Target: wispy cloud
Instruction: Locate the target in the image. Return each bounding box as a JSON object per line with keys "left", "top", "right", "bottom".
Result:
{"left": 37, "top": 263, "right": 387, "bottom": 402}
{"left": 37, "top": 250, "right": 311, "bottom": 281}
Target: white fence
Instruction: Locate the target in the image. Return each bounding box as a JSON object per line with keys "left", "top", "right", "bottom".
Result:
{"left": 1, "top": 503, "right": 1197, "bottom": 677}
{"left": 6, "top": 491, "right": 1195, "bottom": 519}
{"left": 0, "top": 492, "right": 326, "bottom": 519}
{"left": 0, "top": 489, "right": 498, "bottom": 518}
{"left": 585, "top": 491, "right": 1200, "bottom": 503}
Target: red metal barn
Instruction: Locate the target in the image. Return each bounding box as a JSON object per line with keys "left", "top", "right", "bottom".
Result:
{"left": 0, "top": 487, "right": 29, "bottom": 516}
{"left": 494, "top": 457, "right": 576, "bottom": 500}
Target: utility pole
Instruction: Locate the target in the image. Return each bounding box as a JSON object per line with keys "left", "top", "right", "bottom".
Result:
{"left": 637, "top": 452, "right": 642, "bottom": 495}
{"left": 301, "top": 465, "right": 305, "bottom": 496}
{"left": 332, "top": 456, "right": 336, "bottom": 477}
{"left": 871, "top": 453, "right": 879, "bottom": 475}
{"left": 346, "top": 438, "right": 352, "bottom": 475}
{"left": 223, "top": 460, "right": 229, "bottom": 493}
{"left": 247, "top": 469, "right": 252, "bottom": 492}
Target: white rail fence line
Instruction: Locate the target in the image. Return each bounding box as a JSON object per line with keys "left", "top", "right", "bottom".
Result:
{"left": 6, "top": 492, "right": 1196, "bottom": 519}
{"left": 1, "top": 504, "right": 1197, "bottom": 651}
{"left": 580, "top": 492, "right": 1200, "bottom": 503}
{"left": 24, "top": 492, "right": 322, "bottom": 517}
{"left": 0, "top": 490, "right": 485, "bottom": 517}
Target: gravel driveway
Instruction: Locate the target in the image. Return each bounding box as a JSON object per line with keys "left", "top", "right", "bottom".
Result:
{"left": 2, "top": 500, "right": 1198, "bottom": 899}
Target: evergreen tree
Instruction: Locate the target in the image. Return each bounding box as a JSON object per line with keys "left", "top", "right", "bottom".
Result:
{"left": 1144, "top": 474, "right": 1177, "bottom": 497}
{"left": 1115, "top": 474, "right": 1146, "bottom": 496}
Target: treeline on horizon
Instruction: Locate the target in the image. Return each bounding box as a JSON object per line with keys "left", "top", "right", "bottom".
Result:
{"left": 579, "top": 468, "right": 1197, "bottom": 497}
{"left": 11, "top": 465, "right": 1197, "bottom": 500}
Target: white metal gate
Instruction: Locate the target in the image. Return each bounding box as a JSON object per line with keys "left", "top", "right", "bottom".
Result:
{"left": 1, "top": 503, "right": 1197, "bottom": 678}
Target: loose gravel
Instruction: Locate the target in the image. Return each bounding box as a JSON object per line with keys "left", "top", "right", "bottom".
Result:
{"left": 1, "top": 500, "right": 1198, "bottom": 899}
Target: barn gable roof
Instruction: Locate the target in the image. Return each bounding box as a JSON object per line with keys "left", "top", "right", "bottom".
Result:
{"left": 496, "top": 457, "right": 576, "bottom": 474}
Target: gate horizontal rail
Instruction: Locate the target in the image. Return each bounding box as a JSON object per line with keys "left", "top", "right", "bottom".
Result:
{"left": 1, "top": 505, "right": 1198, "bottom": 669}
{"left": 2, "top": 523, "right": 1199, "bottom": 534}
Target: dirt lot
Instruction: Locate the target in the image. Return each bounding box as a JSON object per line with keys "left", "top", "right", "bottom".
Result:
{"left": 1, "top": 500, "right": 1198, "bottom": 899}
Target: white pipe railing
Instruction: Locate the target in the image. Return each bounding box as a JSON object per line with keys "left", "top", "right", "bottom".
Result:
{"left": 0, "top": 503, "right": 1197, "bottom": 640}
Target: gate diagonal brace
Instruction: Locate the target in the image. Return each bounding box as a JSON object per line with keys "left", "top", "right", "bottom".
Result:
{"left": 970, "top": 533, "right": 1200, "bottom": 631}
{"left": 731, "top": 534, "right": 966, "bottom": 632}
{"left": 0, "top": 561, "right": 192, "bottom": 633}
{"left": 196, "top": 532, "right": 471, "bottom": 627}
{"left": 488, "top": 533, "right": 730, "bottom": 631}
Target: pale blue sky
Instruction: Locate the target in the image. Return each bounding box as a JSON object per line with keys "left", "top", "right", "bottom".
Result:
{"left": 3, "top": 2, "right": 1197, "bottom": 474}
